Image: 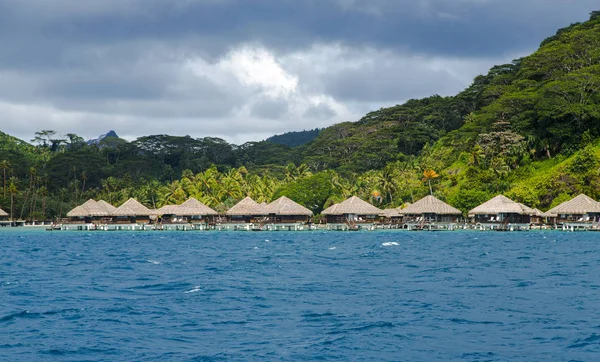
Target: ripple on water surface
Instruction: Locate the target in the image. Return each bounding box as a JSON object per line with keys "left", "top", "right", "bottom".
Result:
{"left": 1, "top": 230, "right": 600, "bottom": 361}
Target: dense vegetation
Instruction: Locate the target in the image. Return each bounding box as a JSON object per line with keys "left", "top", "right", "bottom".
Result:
{"left": 265, "top": 128, "right": 322, "bottom": 148}
{"left": 1, "top": 12, "right": 599, "bottom": 221}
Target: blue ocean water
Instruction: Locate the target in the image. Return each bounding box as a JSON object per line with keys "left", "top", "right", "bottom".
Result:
{"left": 1, "top": 229, "right": 600, "bottom": 361}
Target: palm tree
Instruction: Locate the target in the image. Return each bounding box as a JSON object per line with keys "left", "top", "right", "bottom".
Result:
{"left": 0, "top": 160, "right": 11, "bottom": 198}
{"left": 469, "top": 145, "right": 485, "bottom": 167}
{"left": 38, "top": 186, "right": 49, "bottom": 219}
{"left": 379, "top": 165, "right": 398, "bottom": 204}
{"left": 296, "top": 164, "right": 312, "bottom": 179}
{"left": 284, "top": 163, "right": 297, "bottom": 182}
{"left": 422, "top": 169, "right": 440, "bottom": 195}
{"left": 8, "top": 177, "right": 19, "bottom": 221}
{"left": 71, "top": 166, "right": 78, "bottom": 202}
{"left": 20, "top": 166, "right": 36, "bottom": 219}
{"left": 80, "top": 171, "right": 87, "bottom": 200}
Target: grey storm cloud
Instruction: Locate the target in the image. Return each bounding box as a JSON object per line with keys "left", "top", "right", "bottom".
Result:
{"left": 0, "top": 0, "right": 597, "bottom": 143}
{"left": 250, "top": 98, "right": 290, "bottom": 120}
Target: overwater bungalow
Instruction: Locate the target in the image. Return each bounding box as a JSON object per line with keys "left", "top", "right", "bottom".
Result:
{"left": 400, "top": 195, "right": 462, "bottom": 224}
{"left": 321, "top": 196, "right": 382, "bottom": 224}
{"left": 225, "top": 197, "right": 267, "bottom": 223}
{"left": 66, "top": 205, "right": 92, "bottom": 223}
{"left": 65, "top": 199, "right": 115, "bottom": 224}
{"left": 112, "top": 198, "right": 154, "bottom": 224}
{"left": 97, "top": 200, "right": 117, "bottom": 215}
{"left": 546, "top": 194, "right": 600, "bottom": 224}
{"left": 264, "top": 196, "right": 313, "bottom": 223}
{"left": 180, "top": 197, "right": 218, "bottom": 224}
{"left": 155, "top": 205, "right": 194, "bottom": 224}
{"left": 379, "top": 209, "right": 402, "bottom": 225}
{"left": 530, "top": 208, "right": 558, "bottom": 226}
{"left": 0, "top": 207, "right": 9, "bottom": 220}
{"left": 468, "top": 195, "right": 534, "bottom": 225}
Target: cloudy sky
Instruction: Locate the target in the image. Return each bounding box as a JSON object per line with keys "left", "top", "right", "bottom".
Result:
{"left": 0, "top": 0, "right": 597, "bottom": 144}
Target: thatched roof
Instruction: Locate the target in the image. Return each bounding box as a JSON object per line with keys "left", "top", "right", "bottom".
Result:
{"left": 67, "top": 205, "right": 90, "bottom": 217}
{"left": 80, "top": 199, "right": 110, "bottom": 217}
{"left": 321, "top": 196, "right": 382, "bottom": 215}
{"left": 321, "top": 203, "right": 339, "bottom": 215}
{"left": 469, "top": 195, "right": 533, "bottom": 215}
{"left": 97, "top": 200, "right": 117, "bottom": 213}
{"left": 531, "top": 208, "right": 543, "bottom": 217}
{"left": 113, "top": 198, "right": 152, "bottom": 216}
{"left": 0, "top": 207, "right": 9, "bottom": 217}
{"left": 380, "top": 208, "right": 401, "bottom": 218}
{"left": 547, "top": 194, "right": 600, "bottom": 215}
{"left": 226, "top": 197, "right": 267, "bottom": 216}
{"left": 181, "top": 197, "right": 218, "bottom": 216}
{"left": 156, "top": 205, "right": 192, "bottom": 215}
{"left": 399, "top": 195, "right": 462, "bottom": 215}
{"left": 541, "top": 210, "right": 558, "bottom": 218}
{"left": 264, "top": 196, "right": 313, "bottom": 216}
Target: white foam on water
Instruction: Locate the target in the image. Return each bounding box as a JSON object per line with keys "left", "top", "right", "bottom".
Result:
{"left": 264, "top": 239, "right": 270, "bottom": 242}
{"left": 184, "top": 286, "right": 201, "bottom": 294}
{"left": 329, "top": 247, "right": 336, "bottom": 250}
{"left": 147, "top": 260, "right": 161, "bottom": 265}
{"left": 381, "top": 242, "right": 399, "bottom": 247}
{"left": 254, "top": 247, "right": 259, "bottom": 250}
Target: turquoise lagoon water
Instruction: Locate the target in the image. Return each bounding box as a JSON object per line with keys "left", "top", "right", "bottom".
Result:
{"left": 1, "top": 229, "right": 600, "bottom": 361}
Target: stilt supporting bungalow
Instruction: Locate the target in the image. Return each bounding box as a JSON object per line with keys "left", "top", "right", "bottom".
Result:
{"left": 400, "top": 195, "right": 462, "bottom": 230}
{"left": 322, "top": 196, "right": 382, "bottom": 230}
{"left": 469, "top": 195, "right": 534, "bottom": 230}
{"left": 547, "top": 194, "right": 600, "bottom": 230}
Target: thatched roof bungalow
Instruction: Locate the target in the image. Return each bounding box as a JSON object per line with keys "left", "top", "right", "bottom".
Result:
{"left": 469, "top": 195, "right": 534, "bottom": 224}
{"left": 226, "top": 197, "right": 267, "bottom": 223}
{"left": 112, "top": 198, "right": 154, "bottom": 224}
{"left": 181, "top": 197, "right": 218, "bottom": 216}
{"left": 400, "top": 195, "right": 462, "bottom": 223}
{"left": 264, "top": 196, "right": 313, "bottom": 223}
{"left": 0, "top": 206, "right": 9, "bottom": 220}
{"left": 97, "top": 200, "right": 117, "bottom": 214}
{"left": 547, "top": 194, "right": 600, "bottom": 222}
{"left": 80, "top": 199, "right": 111, "bottom": 217}
{"left": 65, "top": 199, "right": 117, "bottom": 224}
{"left": 379, "top": 208, "right": 402, "bottom": 224}
{"left": 155, "top": 205, "right": 194, "bottom": 223}
{"left": 65, "top": 205, "right": 91, "bottom": 223}
{"left": 321, "top": 196, "right": 382, "bottom": 223}
{"left": 155, "top": 198, "right": 218, "bottom": 223}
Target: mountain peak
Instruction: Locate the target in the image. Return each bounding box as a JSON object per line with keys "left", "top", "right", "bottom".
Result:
{"left": 87, "top": 130, "right": 120, "bottom": 145}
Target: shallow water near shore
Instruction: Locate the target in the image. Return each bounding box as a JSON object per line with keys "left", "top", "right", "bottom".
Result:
{"left": 1, "top": 230, "right": 600, "bottom": 361}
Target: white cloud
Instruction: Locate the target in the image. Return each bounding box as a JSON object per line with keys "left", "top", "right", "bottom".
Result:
{"left": 0, "top": 40, "right": 519, "bottom": 144}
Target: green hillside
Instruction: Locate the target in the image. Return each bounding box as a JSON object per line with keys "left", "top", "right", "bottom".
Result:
{"left": 0, "top": 11, "right": 599, "bottom": 220}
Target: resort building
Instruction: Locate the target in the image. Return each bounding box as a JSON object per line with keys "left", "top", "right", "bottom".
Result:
{"left": 155, "top": 197, "right": 218, "bottom": 225}
{"left": 399, "top": 195, "right": 462, "bottom": 223}
{"left": 0, "top": 207, "right": 9, "bottom": 220}
{"left": 380, "top": 208, "right": 402, "bottom": 224}
{"left": 112, "top": 198, "right": 154, "bottom": 224}
{"left": 264, "top": 196, "right": 313, "bottom": 223}
{"left": 468, "top": 195, "right": 535, "bottom": 224}
{"left": 321, "top": 196, "right": 382, "bottom": 224}
{"left": 97, "top": 200, "right": 117, "bottom": 215}
{"left": 546, "top": 194, "right": 600, "bottom": 223}
{"left": 155, "top": 205, "right": 195, "bottom": 224}
{"left": 66, "top": 205, "right": 92, "bottom": 223}
{"left": 66, "top": 199, "right": 116, "bottom": 224}
{"left": 180, "top": 197, "right": 219, "bottom": 223}
{"left": 225, "top": 197, "right": 267, "bottom": 223}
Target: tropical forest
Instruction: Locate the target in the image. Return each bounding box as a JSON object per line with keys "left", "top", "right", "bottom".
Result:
{"left": 1, "top": 12, "right": 600, "bottom": 221}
